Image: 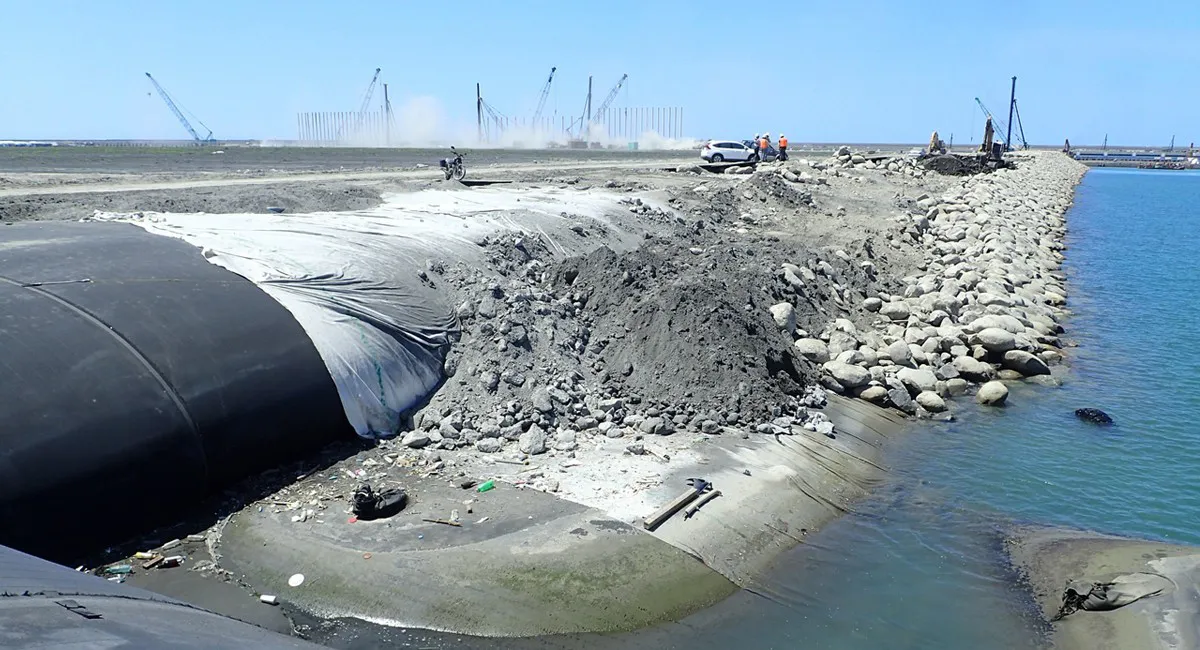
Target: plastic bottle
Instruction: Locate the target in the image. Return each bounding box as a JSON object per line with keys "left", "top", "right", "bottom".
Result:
{"left": 477, "top": 480, "right": 495, "bottom": 493}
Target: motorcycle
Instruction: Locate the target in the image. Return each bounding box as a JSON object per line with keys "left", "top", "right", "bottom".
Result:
{"left": 440, "top": 146, "right": 466, "bottom": 181}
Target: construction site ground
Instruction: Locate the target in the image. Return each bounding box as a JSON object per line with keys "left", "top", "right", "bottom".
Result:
{"left": 4, "top": 145, "right": 956, "bottom": 646}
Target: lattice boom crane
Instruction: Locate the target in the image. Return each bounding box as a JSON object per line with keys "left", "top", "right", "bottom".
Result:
{"left": 145, "top": 72, "right": 213, "bottom": 143}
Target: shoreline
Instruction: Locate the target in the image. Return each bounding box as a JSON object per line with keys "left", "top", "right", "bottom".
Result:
{"left": 1, "top": 149, "right": 1099, "bottom": 644}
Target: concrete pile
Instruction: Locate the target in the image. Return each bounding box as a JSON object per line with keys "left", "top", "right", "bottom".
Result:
{"left": 800, "top": 152, "right": 1087, "bottom": 415}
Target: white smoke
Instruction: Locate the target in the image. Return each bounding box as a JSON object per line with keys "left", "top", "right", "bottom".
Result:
{"left": 273, "top": 97, "right": 696, "bottom": 150}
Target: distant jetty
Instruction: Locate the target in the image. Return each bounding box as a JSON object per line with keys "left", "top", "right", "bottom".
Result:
{"left": 1070, "top": 149, "right": 1199, "bottom": 170}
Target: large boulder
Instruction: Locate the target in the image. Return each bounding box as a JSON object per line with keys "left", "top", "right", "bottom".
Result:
{"left": 531, "top": 388, "right": 555, "bottom": 413}
{"left": 934, "top": 363, "right": 960, "bottom": 381}
{"left": 884, "top": 339, "right": 913, "bottom": 366}
{"left": 518, "top": 425, "right": 548, "bottom": 455}
{"left": 857, "top": 385, "right": 888, "bottom": 404}
{"left": 769, "top": 302, "right": 797, "bottom": 333}
{"left": 946, "top": 378, "right": 970, "bottom": 396}
{"left": 401, "top": 431, "right": 431, "bottom": 449}
{"left": 976, "top": 381, "right": 1009, "bottom": 406}
{"left": 827, "top": 331, "right": 859, "bottom": 357}
{"left": 823, "top": 360, "right": 871, "bottom": 389}
{"left": 794, "top": 338, "right": 831, "bottom": 363}
{"left": 975, "top": 327, "right": 1016, "bottom": 353}
{"left": 887, "top": 387, "right": 917, "bottom": 414}
{"left": 897, "top": 367, "right": 938, "bottom": 395}
{"left": 967, "top": 314, "right": 1025, "bottom": 334}
{"left": 953, "top": 355, "right": 996, "bottom": 382}
{"left": 475, "top": 438, "right": 504, "bottom": 453}
{"left": 1001, "top": 350, "right": 1051, "bottom": 376}
{"left": 879, "top": 301, "right": 911, "bottom": 321}
{"left": 916, "top": 391, "right": 947, "bottom": 413}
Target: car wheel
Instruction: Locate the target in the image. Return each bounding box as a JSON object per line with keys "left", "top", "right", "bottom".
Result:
{"left": 711, "top": 153, "right": 724, "bottom": 163}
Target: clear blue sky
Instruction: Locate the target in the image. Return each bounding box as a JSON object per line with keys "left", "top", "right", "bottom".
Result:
{"left": 1, "top": 0, "right": 1196, "bottom": 146}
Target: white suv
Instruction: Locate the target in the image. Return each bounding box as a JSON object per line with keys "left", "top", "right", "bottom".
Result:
{"left": 700, "top": 140, "right": 757, "bottom": 162}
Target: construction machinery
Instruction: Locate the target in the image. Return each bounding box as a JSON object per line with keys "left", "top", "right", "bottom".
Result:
{"left": 531, "top": 66, "right": 556, "bottom": 125}
{"left": 928, "top": 130, "right": 947, "bottom": 155}
{"left": 475, "top": 83, "right": 507, "bottom": 142}
{"left": 975, "top": 76, "right": 1029, "bottom": 152}
{"left": 974, "top": 97, "right": 1009, "bottom": 149}
{"left": 568, "top": 74, "right": 627, "bottom": 143}
{"left": 144, "top": 73, "right": 214, "bottom": 144}
{"left": 337, "top": 68, "right": 382, "bottom": 141}
{"left": 590, "top": 74, "right": 628, "bottom": 125}
{"left": 357, "top": 68, "right": 382, "bottom": 115}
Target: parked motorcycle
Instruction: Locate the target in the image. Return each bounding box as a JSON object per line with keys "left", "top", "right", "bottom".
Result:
{"left": 440, "top": 146, "right": 466, "bottom": 181}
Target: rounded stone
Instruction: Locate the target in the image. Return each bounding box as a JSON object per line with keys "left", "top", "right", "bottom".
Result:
{"left": 976, "top": 380, "right": 1009, "bottom": 406}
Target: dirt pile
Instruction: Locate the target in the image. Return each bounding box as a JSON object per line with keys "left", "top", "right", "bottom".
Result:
{"left": 919, "top": 153, "right": 1002, "bottom": 176}
{"left": 411, "top": 234, "right": 825, "bottom": 461}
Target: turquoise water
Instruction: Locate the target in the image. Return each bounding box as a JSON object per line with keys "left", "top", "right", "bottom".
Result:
{"left": 312, "top": 168, "right": 1200, "bottom": 649}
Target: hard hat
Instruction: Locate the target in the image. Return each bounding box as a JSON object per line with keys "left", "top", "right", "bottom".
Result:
{"left": 780, "top": 134, "right": 785, "bottom": 138}
{"left": 765, "top": 132, "right": 770, "bottom": 137}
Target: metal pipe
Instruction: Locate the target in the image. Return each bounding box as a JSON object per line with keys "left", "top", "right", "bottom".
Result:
{"left": 1006, "top": 76, "right": 1016, "bottom": 152}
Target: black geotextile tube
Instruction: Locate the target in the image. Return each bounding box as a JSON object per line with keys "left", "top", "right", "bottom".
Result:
{"left": 0, "top": 221, "right": 352, "bottom": 561}
{"left": 0, "top": 544, "right": 324, "bottom": 648}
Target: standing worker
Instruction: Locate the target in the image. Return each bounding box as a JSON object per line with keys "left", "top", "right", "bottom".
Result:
{"left": 760, "top": 133, "right": 770, "bottom": 161}
{"left": 751, "top": 134, "right": 761, "bottom": 160}
{"left": 778, "top": 133, "right": 789, "bottom": 161}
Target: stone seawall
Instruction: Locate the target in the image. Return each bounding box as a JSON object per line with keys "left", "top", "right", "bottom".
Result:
{"left": 807, "top": 152, "right": 1090, "bottom": 413}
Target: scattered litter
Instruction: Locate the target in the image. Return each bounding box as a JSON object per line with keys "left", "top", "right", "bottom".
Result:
{"left": 161, "top": 539, "right": 181, "bottom": 551}
{"left": 351, "top": 484, "right": 407, "bottom": 521}
{"left": 141, "top": 556, "right": 164, "bottom": 570}
{"left": 102, "top": 564, "right": 133, "bottom": 575}
{"left": 644, "top": 478, "right": 713, "bottom": 531}
{"left": 260, "top": 594, "right": 278, "bottom": 605}
{"left": 160, "top": 555, "right": 185, "bottom": 568}
{"left": 459, "top": 479, "right": 478, "bottom": 490}
{"left": 476, "top": 516, "right": 490, "bottom": 524}
{"left": 267, "top": 207, "right": 285, "bottom": 214}
{"left": 450, "top": 509, "right": 461, "bottom": 524}
{"left": 743, "top": 469, "right": 752, "bottom": 476}
{"left": 288, "top": 573, "right": 305, "bottom": 588}
{"left": 423, "top": 518, "right": 462, "bottom": 527}
{"left": 107, "top": 575, "right": 126, "bottom": 583}
{"left": 186, "top": 534, "right": 205, "bottom": 542}
{"left": 362, "top": 553, "right": 372, "bottom": 560}
{"left": 477, "top": 480, "right": 496, "bottom": 493}
{"left": 133, "top": 551, "right": 155, "bottom": 560}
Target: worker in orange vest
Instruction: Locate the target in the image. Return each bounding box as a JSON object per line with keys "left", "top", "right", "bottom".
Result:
{"left": 778, "top": 134, "right": 789, "bottom": 161}
{"left": 759, "top": 133, "right": 770, "bottom": 161}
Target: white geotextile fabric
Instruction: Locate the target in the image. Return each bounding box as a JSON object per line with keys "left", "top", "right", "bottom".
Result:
{"left": 90, "top": 187, "right": 628, "bottom": 438}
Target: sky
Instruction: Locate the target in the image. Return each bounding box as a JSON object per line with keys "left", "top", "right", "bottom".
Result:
{"left": 1, "top": 0, "right": 1196, "bottom": 146}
